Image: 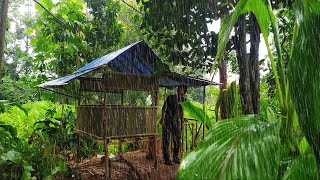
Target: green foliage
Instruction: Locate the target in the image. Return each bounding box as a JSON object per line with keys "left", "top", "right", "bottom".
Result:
{"left": 116, "top": 0, "right": 144, "bottom": 47}
{"left": 283, "top": 154, "right": 318, "bottom": 180}
{"left": 32, "top": 0, "right": 123, "bottom": 77}
{"left": 0, "top": 100, "right": 108, "bottom": 178}
{"left": 288, "top": 0, "right": 320, "bottom": 167}
{"left": 6, "top": 0, "right": 35, "bottom": 80}
{"left": 214, "top": 0, "right": 286, "bottom": 106}
{"left": 0, "top": 121, "right": 17, "bottom": 139}
{"left": 178, "top": 116, "right": 280, "bottom": 179}
{"left": 0, "top": 101, "right": 76, "bottom": 179}
{"left": 0, "top": 76, "right": 42, "bottom": 103}
{"left": 138, "top": 0, "right": 219, "bottom": 73}
{"left": 215, "top": 81, "right": 239, "bottom": 120}
{"left": 181, "top": 99, "right": 212, "bottom": 130}
{"left": 298, "top": 137, "right": 310, "bottom": 155}
{"left": 214, "top": 0, "right": 299, "bottom": 154}
{"left": 0, "top": 150, "right": 33, "bottom": 180}
{"left": 183, "top": 0, "right": 320, "bottom": 177}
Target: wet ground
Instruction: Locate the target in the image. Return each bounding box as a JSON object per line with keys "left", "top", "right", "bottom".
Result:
{"left": 70, "top": 150, "right": 180, "bottom": 180}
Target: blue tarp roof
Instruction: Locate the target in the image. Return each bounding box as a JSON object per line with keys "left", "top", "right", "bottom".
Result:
{"left": 38, "top": 41, "right": 218, "bottom": 88}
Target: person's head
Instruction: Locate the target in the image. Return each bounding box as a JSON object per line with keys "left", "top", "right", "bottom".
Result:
{"left": 177, "top": 85, "right": 187, "bottom": 97}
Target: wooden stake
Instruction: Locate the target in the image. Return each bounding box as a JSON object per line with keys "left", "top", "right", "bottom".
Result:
{"left": 76, "top": 134, "right": 81, "bottom": 162}
{"left": 104, "top": 138, "right": 109, "bottom": 179}
{"left": 153, "top": 135, "right": 158, "bottom": 170}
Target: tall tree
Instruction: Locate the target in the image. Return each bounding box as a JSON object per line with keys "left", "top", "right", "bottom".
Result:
{"left": 138, "top": 0, "right": 263, "bottom": 116}
{"left": 0, "top": 0, "right": 9, "bottom": 80}
{"left": 5, "top": 0, "right": 35, "bottom": 79}
{"left": 32, "top": 0, "right": 122, "bottom": 78}
{"left": 249, "top": 14, "right": 261, "bottom": 114}
{"left": 234, "top": 13, "right": 261, "bottom": 115}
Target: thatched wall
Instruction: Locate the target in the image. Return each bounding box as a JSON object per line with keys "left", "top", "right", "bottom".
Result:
{"left": 76, "top": 105, "right": 157, "bottom": 138}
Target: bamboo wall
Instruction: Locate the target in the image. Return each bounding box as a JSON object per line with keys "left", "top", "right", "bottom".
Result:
{"left": 76, "top": 105, "right": 104, "bottom": 137}
{"left": 76, "top": 105, "right": 157, "bottom": 138}
{"left": 76, "top": 72, "right": 159, "bottom": 139}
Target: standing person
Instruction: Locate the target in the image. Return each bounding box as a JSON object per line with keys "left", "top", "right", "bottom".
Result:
{"left": 161, "top": 85, "right": 187, "bottom": 165}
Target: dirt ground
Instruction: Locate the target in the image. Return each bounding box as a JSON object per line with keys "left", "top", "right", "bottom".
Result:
{"left": 69, "top": 150, "right": 180, "bottom": 180}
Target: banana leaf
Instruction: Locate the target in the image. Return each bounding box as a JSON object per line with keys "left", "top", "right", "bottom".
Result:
{"left": 288, "top": 0, "right": 320, "bottom": 169}
{"left": 283, "top": 154, "right": 318, "bottom": 180}
{"left": 178, "top": 115, "right": 280, "bottom": 179}
{"left": 181, "top": 100, "right": 212, "bottom": 129}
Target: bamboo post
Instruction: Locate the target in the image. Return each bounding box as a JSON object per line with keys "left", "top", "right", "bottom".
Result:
{"left": 185, "top": 123, "right": 188, "bottom": 151}
{"left": 154, "top": 90, "right": 159, "bottom": 106}
{"left": 118, "top": 140, "right": 123, "bottom": 155}
{"left": 121, "top": 90, "right": 124, "bottom": 106}
{"left": 108, "top": 155, "right": 112, "bottom": 179}
{"left": 78, "top": 90, "right": 82, "bottom": 106}
{"left": 103, "top": 88, "right": 111, "bottom": 179}
{"left": 191, "top": 123, "right": 195, "bottom": 149}
{"left": 153, "top": 135, "right": 158, "bottom": 170}
{"left": 104, "top": 138, "right": 110, "bottom": 179}
{"left": 195, "top": 121, "right": 198, "bottom": 146}
{"left": 202, "top": 86, "right": 206, "bottom": 140}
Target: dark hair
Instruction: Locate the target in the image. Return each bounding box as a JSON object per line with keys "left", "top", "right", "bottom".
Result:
{"left": 178, "top": 85, "right": 188, "bottom": 93}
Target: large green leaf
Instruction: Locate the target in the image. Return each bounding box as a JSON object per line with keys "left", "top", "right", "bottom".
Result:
{"left": 283, "top": 154, "right": 318, "bottom": 180}
{"left": 0, "top": 150, "right": 22, "bottom": 165}
{"left": 178, "top": 116, "right": 280, "bottom": 179}
{"left": 288, "top": 0, "right": 320, "bottom": 166}
{"left": 181, "top": 100, "right": 212, "bottom": 129}
{"left": 21, "top": 165, "right": 33, "bottom": 180}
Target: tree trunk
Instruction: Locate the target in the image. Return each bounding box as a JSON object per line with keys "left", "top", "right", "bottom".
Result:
{"left": 249, "top": 13, "right": 261, "bottom": 114}
{"left": 0, "top": 0, "right": 9, "bottom": 80}
{"left": 219, "top": 57, "right": 227, "bottom": 119}
{"left": 235, "top": 15, "right": 253, "bottom": 115}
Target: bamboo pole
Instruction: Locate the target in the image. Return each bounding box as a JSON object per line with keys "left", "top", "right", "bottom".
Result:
{"left": 185, "top": 123, "right": 188, "bottom": 151}
{"left": 202, "top": 86, "right": 206, "bottom": 140}
{"left": 118, "top": 140, "right": 123, "bottom": 155}
{"left": 153, "top": 135, "right": 158, "bottom": 170}
{"left": 191, "top": 123, "right": 195, "bottom": 150}
{"left": 104, "top": 138, "right": 109, "bottom": 179}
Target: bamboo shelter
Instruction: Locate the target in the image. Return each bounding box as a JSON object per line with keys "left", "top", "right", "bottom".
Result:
{"left": 38, "top": 41, "right": 218, "bottom": 178}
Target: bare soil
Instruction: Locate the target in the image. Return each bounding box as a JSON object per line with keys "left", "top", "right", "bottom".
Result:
{"left": 69, "top": 150, "right": 180, "bottom": 180}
